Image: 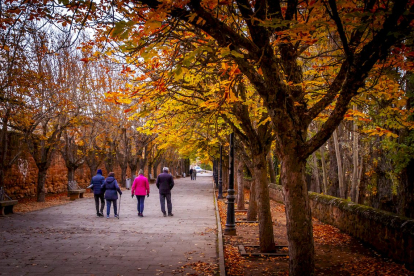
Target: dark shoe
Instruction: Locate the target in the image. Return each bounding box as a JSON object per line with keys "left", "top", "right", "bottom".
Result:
{"left": 163, "top": 213, "right": 167, "bottom": 217}
{"left": 168, "top": 213, "right": 174, "bottom": 216}
{"left": 139, "top": 213, "right": 144, "bottom": 217}
{"left": 98, "top": 212, "right": 104, "bottom": 217}
{"left": 97, "top": 213, "right": 100, "bottom": 217}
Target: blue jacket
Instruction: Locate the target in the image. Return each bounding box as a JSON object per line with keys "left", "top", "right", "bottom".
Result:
{"left": 156, "top": 172, "right": 174, "bottom": 194}
{"left": 91, "top": 174, "right": 105, "bottom": 195}
{"left": 101, "top": 177, "right": 122, "bottom": 200}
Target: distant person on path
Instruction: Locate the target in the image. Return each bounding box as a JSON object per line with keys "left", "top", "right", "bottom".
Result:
{"left": 189, "top": 167, "right": 194, "bottom": 180}
{"left": 192, "top": 168, "right": 197, "bottom": 180}
{"left": 156, "top": 167, "right": 174, "bottom": 217}
{"left": 89, "top": 169, "right": 105, "bottom": 217}
{"left": 101, "top": 172, "right": 122, "bottom": 219}
{"left": 131, "top": 169, "right": 150, "bottom": 217}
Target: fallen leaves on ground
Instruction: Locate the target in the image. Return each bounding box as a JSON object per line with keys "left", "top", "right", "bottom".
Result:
{"left": 14, "top": 192, "right": 93, "bottom": 213}
{"left": 313, "top": 223, "right": 352, "bottom": 246}
{"left": 341, "top": 256, "right": 412, "bottom": 275}
{"left": 182, "top": 261, "right": 218, "bottom": 275}
{"left": 224, "top": 245, "right": 245, "bottom": 276}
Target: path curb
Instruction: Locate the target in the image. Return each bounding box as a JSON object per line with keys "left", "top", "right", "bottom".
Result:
{"left": 214, "top": 185, "right": 226, "bottom": 276}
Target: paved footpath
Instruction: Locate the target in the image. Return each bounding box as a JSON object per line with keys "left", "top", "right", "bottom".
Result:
{"left": 0, "top": 174, "right": 218, "bottom": 276}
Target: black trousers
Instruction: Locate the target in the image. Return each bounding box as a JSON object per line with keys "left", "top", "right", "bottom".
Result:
{"left": 159, "top": 193, "right": 172, "bottom": 214}
{"left": 94, "top": 194, "right": 105, "bottom": 214}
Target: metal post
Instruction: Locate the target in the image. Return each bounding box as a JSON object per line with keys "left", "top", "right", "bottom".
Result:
{"left": 218, "top": 145, "right": 224, "bottom": 199}
{"left": 213, "top": 159, "right": 218, "bottom": 189}
{"left": 224, "top": 133, "right": 236, "bottom": 235}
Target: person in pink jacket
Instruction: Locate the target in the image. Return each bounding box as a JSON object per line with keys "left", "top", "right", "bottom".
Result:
{"left": 131, "top": 169, "right": 150, "bottom": 217}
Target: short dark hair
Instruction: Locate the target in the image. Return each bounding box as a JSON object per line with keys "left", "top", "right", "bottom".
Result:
{"left": 108, "top": 172, "right": 115, "bottom": 177}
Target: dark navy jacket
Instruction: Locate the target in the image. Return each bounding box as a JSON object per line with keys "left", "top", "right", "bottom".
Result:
{"left": 91, "top": 174, "right": 105, "bottom": 195}
{"left": 101, "top": 177, "right": 122, "bottom": 200}
{"left": 156, "top": 172, "right": 174, "bottom": 194}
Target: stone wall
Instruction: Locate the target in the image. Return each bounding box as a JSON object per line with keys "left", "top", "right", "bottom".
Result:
{"left": 267, "top": 183, "right": 414, "bottom": 270}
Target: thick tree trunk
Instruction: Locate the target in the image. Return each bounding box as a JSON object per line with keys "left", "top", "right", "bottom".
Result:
{"left": 246, "top": 179, "right": 258, "bottom": 221}
{"left": 281, "top": 154, "right": 315, "bottom": 275}
{"left": 37, "top": 169, "right": 47, "bottom": 202}
{"left": 67, "top": 167, "right": 75, "bottom": 183}
{"left": 253, "top": 153, "right": 275, "bottom": 253}
{"left": 333, "top": 130, "right": 345, "bottom": 198}
{"left": 236, "top": 160, "right": 245, "bottom": 210}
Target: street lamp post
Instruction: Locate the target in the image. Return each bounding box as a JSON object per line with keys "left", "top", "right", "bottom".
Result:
{"left": 224, "top": 133, "right": 236, "bottom": 235}
{"left": 213, "top": 159, "right": 218, "bottom": 189}
{"left": 218, "top": 145, "right": 224, "bottom": 199}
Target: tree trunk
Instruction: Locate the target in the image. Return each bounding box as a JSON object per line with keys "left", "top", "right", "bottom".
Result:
{"left": 236, "top": 160, "right": 245, "bottom": 210}
{"left": 351, "top": 109, "right": 359, "bottom": 202}
{"left": 398, "top": 159, "right": 414, "bottom": 218}
{"left": 67, "top": 166, "right": 75, "bottom": 183}
{"left": 37, "top": 168, "right": 47, "bottom": 202}
{"left": 120, "top": 164, "right": 127, "bottom": 188}
{"left": 267, "top": 153, "right": 277, "bottom": 184}
{"left": 333, "top": 130, "right": 345, "bottom": 198}
{"left": 312, "top": 152, "right": 321, "bottom": 193}
{"left": 246, "top": 179, "right": 258, "bottom": 221}
{"left": 253, "top": 153, "right": 275, "bottom": 253}
{"left": 320, "top": 144, "right": 328, "bottom": 194}
{"left": 281, "top": 154, "right": 315, "bottom": 275}
{"left": 327, "top": 137, "right": 339, "bottom": 197}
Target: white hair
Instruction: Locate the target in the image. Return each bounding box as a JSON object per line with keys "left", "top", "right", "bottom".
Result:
{"left": 163, "top": 167, "right": 169, "bottom": 172}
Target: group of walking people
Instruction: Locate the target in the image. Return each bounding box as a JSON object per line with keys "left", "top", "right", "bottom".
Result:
{"left": 189, "top": 167, "right": 197, "bottom": 180}
{"left": 89, "top": 167, "right": 174, "bottom": 218}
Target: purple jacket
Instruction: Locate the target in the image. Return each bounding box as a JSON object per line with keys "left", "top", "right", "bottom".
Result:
{"left": 156, "top": 172, "right": 174, "bottom": 194}
{"left": 101, "top": 176, "right": 122, "bottom": 200}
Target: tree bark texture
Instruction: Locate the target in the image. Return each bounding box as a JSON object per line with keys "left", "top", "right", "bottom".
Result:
{"left": 328, "top": 138, "right": 339, "bottom": 197}
{"left": 246, "top": 179, "right": 258, "bottom": 221}
{"left": 333, "top": 130, "right": 345, "bottom": 198}
{"left": 320, "top": 144, "right": 328, "bottom": 194}
{"left": 236, "top": 160, "right": 245, "bottom": 210}
{"left": 37, "top": 169, "right": 47, "bottom": 202}
{"left": 267, "top": 153, "right": 277, "bottom": 184}
{"left": 253, "top": 153, "right": 275, "bottom": 252}
{"left": 281, "top": 154, "right": 315, "bottom": 275}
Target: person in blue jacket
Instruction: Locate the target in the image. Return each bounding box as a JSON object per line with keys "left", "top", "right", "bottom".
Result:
{"left": 101, "top": 172, "right": 122, "bottom": 218}
{"left": 89, "top": 169, "right": 105, "bottom": 217}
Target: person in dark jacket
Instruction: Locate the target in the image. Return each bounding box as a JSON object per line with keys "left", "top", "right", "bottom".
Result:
{"left": 89, "top": 169, "right": 105, "bottom": 217}
{"left": 189, "top": 168, "right": 193, "bottom": 180}
{"left": 156, "top": 167, "right": 174, "bottom": 217}
{"left": 101, "top": 172, "right": 122, "bottom": 219}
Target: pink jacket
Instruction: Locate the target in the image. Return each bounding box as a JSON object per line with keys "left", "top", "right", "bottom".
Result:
{"left": 131, "top": 175, "right": 150, "bottom": 196}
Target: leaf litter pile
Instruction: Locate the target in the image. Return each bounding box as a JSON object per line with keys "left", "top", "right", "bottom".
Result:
{"left": 217, "top": 189, "right": 413, "bottom": 275}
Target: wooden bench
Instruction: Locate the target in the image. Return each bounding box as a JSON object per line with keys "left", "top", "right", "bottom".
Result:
{"left": 0, "top": 200, "right": 18, "bottom": 216}
{"left": 67, "top": 189, "right": 86, "bottom": 201}
{"left": 149, "top": 174, "right": 156, "bottom": 184}
{"left": 175, "top": 172, "right": 181, "bottom": 179}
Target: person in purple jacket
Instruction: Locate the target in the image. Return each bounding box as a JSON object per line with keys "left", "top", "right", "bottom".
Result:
{"left": 156, "top": 167, "right": 174, "bottom": 217}
{"left": 101, "top": 172, "right": 122, "bottom": 219}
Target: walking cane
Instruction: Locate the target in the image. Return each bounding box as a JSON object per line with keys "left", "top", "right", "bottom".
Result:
{"left": 118, "top": 194, "right": 121, "bottom": 219}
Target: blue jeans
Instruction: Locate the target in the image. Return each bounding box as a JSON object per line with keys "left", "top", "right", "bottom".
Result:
{"left": 159, "top": 193, "right": 172, "bottom": 214}
{"left": 136, "top": 196, "right": 145, "bottom": 213}
{"left": 106, "top": 199, "right": 117, "bottom": 216}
